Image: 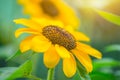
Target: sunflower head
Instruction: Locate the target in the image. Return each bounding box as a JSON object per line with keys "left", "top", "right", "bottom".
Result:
{"left": 40, "top": 0, "right": 59, "bottom": 17}
{"left": 14, "top": 18, "right": 102, "bottom": 78}
{"left": 18, "top": 0, "right": 79, "bottom": 28}
{"left": 42, "top": 25, "right": 76, "bottom": 50}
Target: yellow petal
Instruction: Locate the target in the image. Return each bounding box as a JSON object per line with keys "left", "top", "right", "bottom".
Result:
{"left": 44, "top": 45, "right": 60, "bottom": 68}
{"left": 64, "top": 25, "right": 74, "bottom": 32}
{"left": 51, "top": 0, "right": 79, "bottom": 27}
{"left": 31, "top": 35, "right": 51, "bottom": 52}
{"left": 55, "top": 44, "right": 70, "bottom": 58}
{"left": 31, "top": 18, "right": 64, "bottom": 28}
{"left": 72, "top": 49, "right": 93, "bottom": 72}
{"left": 76, "top": 42, "right": 102, "bottom": 59}
{"left": 14, "top": 18, "right": 42, "bottom": 31}
{"left": 18, "top": 0, "right": 40, "bottom": 4}
{"left": 20, "top": 35, "right": 34, "bottom": 53}
{"left": 65, "top": 26, "right": 90, "bottom": 41}
{"left": 15, "top": 28, "right": 40, "bottom": 38}
{"left": 72, "top": 32, "right": 90, "bottom": 41}
{"left": 18, "top": 0, "right": 29, "bottom": 4}
{"left": 63, "top": 54, "right": 76, "bottom": 78}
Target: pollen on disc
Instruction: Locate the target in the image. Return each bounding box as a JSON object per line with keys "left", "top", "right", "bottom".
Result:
{"left": 42, "top": 25, "right": 76, "bottom": 50}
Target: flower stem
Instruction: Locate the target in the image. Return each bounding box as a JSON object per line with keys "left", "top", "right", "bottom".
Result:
{"left": 47, "top": 68, "right": 54, "bottom": 80}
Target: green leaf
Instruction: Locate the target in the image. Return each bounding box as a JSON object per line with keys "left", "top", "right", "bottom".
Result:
{"left": 104, "top": 45, "right": 120, "bottom": 52}
{"left": 0, "top": 60, "right": 32, "bottom": 80}
{"left": 6, "top": 50, "right": 21, "bottom": 61}
{"left": 94, "top": 9, "right": 120, "bottom": 26}
{"left": 77, "top": 61, "right": 87, "bottom": 76}
{"left": 90, "top": 58, "right": 120, "bottom": 80}
{"left": 0, "top": 67, "right": 18, "bottom": 80}
{"left": 71, "top": 70, "right": 84, "bottom": 80}
{"left": 90, "top": 71, "right": 116, "bottom": 80}
{"left": 7, "top": 60, "right": 32, "bottom": 80}
{"left": 93, "top": 58, "right": 120, "bottom": 70}
{"left": 77, "top": 61, "right": 91, "bottom": 80}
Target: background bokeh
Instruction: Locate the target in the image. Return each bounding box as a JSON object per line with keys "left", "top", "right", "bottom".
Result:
{"left": 0, "top": 0, "right": 120, "bottom": 80}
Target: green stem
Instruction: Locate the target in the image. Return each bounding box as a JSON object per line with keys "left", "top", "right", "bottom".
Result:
{"left": 47, "top": 68, "right": 54, "bottom": 80}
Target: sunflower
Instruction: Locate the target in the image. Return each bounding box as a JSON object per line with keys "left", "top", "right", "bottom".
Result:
{"left": 14, "top": 18, "right": 102, "bottom": 77}
{"left": 18, "top": 0, "right": 79, "bottom": 29}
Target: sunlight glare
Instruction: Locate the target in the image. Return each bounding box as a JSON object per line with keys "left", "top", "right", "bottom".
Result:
{"left": 89, "top": 0, "right": 112, "bottom": 9}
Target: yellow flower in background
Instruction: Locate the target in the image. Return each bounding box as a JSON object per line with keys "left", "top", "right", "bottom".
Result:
{"left": 18, "top": 0, "right": 79, "bottom": 29}
{"left": 14, "top": 18, "right": 102, "bottom": 77}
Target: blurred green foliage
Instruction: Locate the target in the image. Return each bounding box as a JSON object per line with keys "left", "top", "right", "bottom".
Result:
{"left": 0, "top": 0, "right": 120, "bottom": 80}
{"left": 90, "top": 58, "right": 120, "bottom": 80}
{"left": 95, "top": 9, "right": 120, "bottom": 26}
{"left": 104, "top": 45, "right": 120, "bottom": 52}
{"left": 0, "top": 60, "right": 32, "bottom": 80}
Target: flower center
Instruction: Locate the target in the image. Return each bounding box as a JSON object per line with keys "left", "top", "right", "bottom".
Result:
{"left": 42, "top": 25, "right": 76, "bottom": 50}
{"left": 40, "top": 0, "right": 59, "bottom": 17}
